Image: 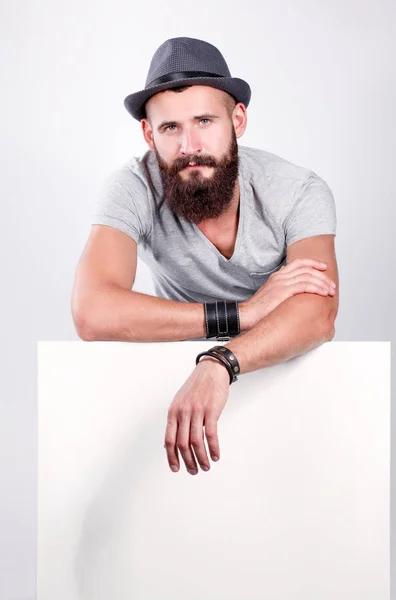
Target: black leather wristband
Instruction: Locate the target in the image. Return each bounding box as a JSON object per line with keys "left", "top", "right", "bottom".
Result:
{"left": 204, "top": 301, "right": 240, "bottom": 341}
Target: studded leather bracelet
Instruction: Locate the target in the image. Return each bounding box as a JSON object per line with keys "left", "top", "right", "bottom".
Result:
{"left": 196, "top": 345, "right": 241, "bottom": 385}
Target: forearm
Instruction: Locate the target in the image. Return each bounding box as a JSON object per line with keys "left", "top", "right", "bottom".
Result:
{"left": 225, "top": 294, "right": 335, "bottom": 374}
{"left": 73, "top": 286, "right": 250, "bottom": 342}
{"left": 74, "top": 287, "right": 205, "bottom": 341}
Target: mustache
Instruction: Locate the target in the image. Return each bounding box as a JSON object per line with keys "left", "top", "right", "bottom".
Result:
{"left": 172, "top": 156, "right": 217, "bottom": 172}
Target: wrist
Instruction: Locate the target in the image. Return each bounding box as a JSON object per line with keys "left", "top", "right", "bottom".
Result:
{"left": 239, "top": 301, "right": 253, "bottom": 331}
{"left": 196, "top": 355, "right": 230, "bottom": 380}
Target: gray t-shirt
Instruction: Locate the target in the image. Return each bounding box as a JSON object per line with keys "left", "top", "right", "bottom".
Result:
{"left": 91, "top": 144, "right": 336, "bottom": 307}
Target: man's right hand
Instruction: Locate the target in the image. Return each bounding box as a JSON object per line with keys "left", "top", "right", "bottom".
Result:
{"left": 240, "top": 258, "right": 337, "bottom": 331}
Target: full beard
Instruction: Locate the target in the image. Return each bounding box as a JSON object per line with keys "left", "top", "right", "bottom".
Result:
{"left": 154, "top": 128, "right": 239, "bottom": 224}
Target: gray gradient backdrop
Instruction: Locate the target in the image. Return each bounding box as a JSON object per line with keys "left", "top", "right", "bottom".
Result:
{"left": 1, "top": 1, "right": 395, "bottom": 598}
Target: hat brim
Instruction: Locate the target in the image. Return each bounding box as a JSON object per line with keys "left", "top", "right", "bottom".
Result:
{"left": 124, "top": 76, "right": 251, "bottom": 121}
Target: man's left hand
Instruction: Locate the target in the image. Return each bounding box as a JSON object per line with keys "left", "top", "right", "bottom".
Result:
{"left": 164, "top": 357, "right": 230, "bottom": 474}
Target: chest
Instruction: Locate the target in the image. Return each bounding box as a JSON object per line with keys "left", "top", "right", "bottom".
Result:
{"left": 196, "top": 223, "right": 238, "bottom": 260}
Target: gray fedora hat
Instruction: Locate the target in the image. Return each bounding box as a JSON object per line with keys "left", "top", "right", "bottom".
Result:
{"left": 124, "top": 36, "right": 251, "bottom": 121}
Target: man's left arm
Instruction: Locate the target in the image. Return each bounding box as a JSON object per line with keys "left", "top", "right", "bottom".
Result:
{"left": 164, "top": 233, "right": 339, "bottom": 474}
{"left": 225, "top": 233, "right": 339, "bottom": 373}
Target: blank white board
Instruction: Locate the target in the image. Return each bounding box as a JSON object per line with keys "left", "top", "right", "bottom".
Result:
{"left": 37, "top": 341, "right": 390, "bottom": 600}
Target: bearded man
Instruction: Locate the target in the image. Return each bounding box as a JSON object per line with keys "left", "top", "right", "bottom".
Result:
{"left": 72, "top": 37, "right": 339, "bottom": 476}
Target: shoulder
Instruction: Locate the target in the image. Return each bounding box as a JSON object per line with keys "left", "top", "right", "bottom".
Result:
{"left": 102, "top": 150, "right": 153, "bottom": 193}
{"left": 93, "top": 151, "right": 155, "bottom": 243}
{"left": 238, "top": 144, "right": 312, "bottom": 184}
{"left": 238, "top": 145, "right": 333, "bottom": 209}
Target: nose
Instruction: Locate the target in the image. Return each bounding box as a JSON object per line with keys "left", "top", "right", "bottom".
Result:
{"left": 180, "top": 127, "right": 202, "bottom": 156}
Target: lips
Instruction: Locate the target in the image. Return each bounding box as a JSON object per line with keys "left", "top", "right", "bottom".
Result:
{"left": 183, "top": 163, "right": 208, "bottom": 169}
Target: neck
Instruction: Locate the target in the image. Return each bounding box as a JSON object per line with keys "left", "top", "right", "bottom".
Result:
{"left": 198, "top": 178, "right": 240, "bottom": 231}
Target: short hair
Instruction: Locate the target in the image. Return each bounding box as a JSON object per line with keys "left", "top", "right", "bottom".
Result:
{"left": 145, "top": 85, "right": 237, "bottom": 125}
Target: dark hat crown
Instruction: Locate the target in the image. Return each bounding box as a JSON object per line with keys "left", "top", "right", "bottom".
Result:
{"left": 145, "top": 37, "right": 231, "bottom": 88}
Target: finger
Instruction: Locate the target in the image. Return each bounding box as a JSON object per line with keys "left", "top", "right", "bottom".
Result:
{"left": 288, "top": 280, "right": 335, "bottom": 296}
{"left": 177, "top": 410, "right": 199, "bottom": 475}
{"left": 204, "top": 414, "right": 220, "bottom": 462}
{"left": 279, "top": 266, "right": 336, "bottom": 288}
{"left": 281, "top": 258, "right": 327, "bottom": 274}
{"left": 190, "top": 410, "right": 210, "bottom": 471}
{"left": 285, "top": 274, "right": 336, "bottom": 294}
{"left": 164, "top": 412, "right": 180, "bottom": 472}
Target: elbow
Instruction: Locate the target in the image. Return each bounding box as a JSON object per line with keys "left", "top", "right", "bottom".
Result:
{"left": 326, "top": 324, "right": 336, "bottom": 342}
{"left": 322, "top": 295, "right": 338, "bottom": 341}
{"left": 325, "top": 312, "right": 337, "bottom": 341}
{"left": 71, "top": 290, "right": 99, "bottom": 341}
{"left": 72, "top": 310, "right": 98, "bottom": 341}
{"left": 75, "top": 319, "right": 98, "bottom": 341}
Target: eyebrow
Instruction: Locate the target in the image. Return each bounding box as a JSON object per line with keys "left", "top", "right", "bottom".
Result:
{"left": 156, "top": 113, "right": 220, "bottom": 132}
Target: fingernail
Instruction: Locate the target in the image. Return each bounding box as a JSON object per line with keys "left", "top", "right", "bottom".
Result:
{"left": 212, "top": 456, "right": 219, "bottom": 462}
{"left": 170, "top": 465, "right": 179, "bottom": 472}
{"left": 188, "top": 469, "right": 197, "bottom": 475}
{"left": 201, "top": 465, "right": 209, "bottom": 471}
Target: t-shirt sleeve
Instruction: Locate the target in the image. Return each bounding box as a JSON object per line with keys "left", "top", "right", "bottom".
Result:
{"left": 91, "top": 166, "right": 152, "bottom": 244}
{"left": 284, "top": 171, "right": 337, "bottom": 246}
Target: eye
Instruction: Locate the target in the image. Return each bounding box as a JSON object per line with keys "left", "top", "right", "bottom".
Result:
{"left": 163, "top": 119, "right": 211, "bottom": 133}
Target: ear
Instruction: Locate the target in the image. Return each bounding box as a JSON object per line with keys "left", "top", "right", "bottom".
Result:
{"left": 141, "top": 119, "right": 155, "bottom": 152}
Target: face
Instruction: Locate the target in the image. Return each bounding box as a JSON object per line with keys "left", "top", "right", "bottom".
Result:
{"left": 141, "top": 85, "right": 246, "bottom": 223}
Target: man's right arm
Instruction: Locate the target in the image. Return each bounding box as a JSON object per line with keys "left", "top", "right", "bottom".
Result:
{"left": 71, "top": 225, "right": 249, "bottom": 342}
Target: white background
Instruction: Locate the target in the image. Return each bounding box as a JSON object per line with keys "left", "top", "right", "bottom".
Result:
{"left": 1, "top": 0, "right": 395, "bottom": 598}
{"left": 37, "top": 342, "right": 390, "bottom": 599}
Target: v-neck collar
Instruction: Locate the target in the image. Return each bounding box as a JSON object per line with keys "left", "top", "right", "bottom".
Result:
{"left": 191, "top": 168, "right": 245, "bottom": 264}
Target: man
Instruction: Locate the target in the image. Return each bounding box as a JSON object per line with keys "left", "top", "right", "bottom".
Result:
{"left": 71, "top": 37, "right": 339, "bottom": 477}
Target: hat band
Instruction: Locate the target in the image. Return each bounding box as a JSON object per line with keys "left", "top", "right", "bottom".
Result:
{"left": 148, "top": 71, "right": 224, "bottom": 88}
